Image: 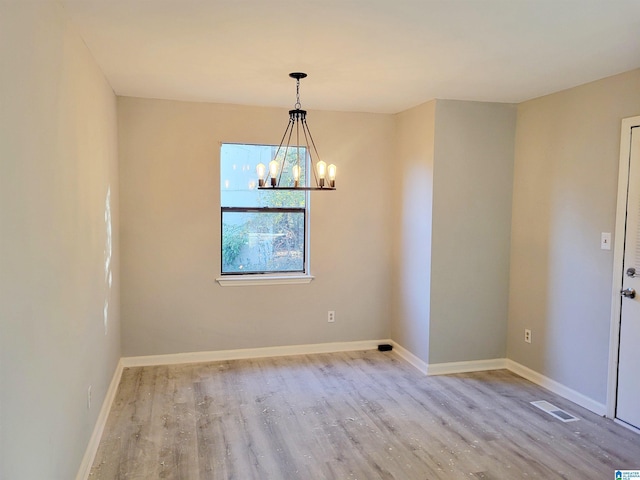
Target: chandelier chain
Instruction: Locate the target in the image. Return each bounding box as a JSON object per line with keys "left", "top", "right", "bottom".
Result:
{"left": 295, "top": 78, "right": 301, "bottom": 109}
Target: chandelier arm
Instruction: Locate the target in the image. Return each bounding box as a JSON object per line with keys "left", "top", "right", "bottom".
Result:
{"left": 295, "top": 115, "right": 302, "bottom": 186}
{"left": 274, "top": 118, "right": 291, "bottom": 158}
{"left": 300, "top": 120, "right": 320, "bottom": 188}
{"left": 272, "top": 117, "right": 294, "bottom": 174}
{"left": 302, "top": 117, "right": 323, "bottom": 165}
{"left": 302, "top": 118, "right": 325, "bottom": 188}
{"left": 277, "top": 118, "right": 296, "bottom": 186}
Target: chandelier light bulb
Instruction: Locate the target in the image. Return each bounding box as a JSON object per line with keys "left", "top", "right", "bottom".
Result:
{"left": 328, "top": 164, "right": 336, "bottom": 187}
{"left": 292, "top": 165, "right": 301, "bottom": 187}
{"left": 256, "top": 163, "right": 266, "bottom": 187}
{"left": 316, "top": 161, "right": 327, "bottom": 179}
{"left": 317, "top": 160, "right": 327, "bottom": 187}
{"left": 269, "top": 160, "right": 279, "bottom": 187}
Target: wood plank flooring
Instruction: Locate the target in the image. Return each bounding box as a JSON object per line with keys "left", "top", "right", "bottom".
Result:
{"left": 90, "top": 350, "right": 640, "bottom": 479}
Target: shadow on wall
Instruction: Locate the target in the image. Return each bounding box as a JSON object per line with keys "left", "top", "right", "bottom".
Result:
{"left": 395, "top": 162, "right": 433, "bottom": 360}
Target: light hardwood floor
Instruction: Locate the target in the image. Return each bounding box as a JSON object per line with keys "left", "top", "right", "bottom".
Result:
{"left": 90, "top": 350, "right": 640, "bottom": 479}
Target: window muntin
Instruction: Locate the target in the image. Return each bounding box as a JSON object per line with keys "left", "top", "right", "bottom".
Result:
{"left": 220, "top": 143, "right": 308, "bottom": 275}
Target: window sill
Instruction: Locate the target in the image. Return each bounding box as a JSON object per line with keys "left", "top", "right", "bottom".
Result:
{"left": 216, "top": 274, "right": 314, "bottom": 287}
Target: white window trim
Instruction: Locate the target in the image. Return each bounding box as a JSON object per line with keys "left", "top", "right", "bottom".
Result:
{"left": 216, "top": 274, "right": 314, "bottom": 287}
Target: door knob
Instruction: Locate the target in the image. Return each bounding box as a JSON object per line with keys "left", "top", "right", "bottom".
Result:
{"left": 620, "top": 288, "right": 636, "bottom": 298}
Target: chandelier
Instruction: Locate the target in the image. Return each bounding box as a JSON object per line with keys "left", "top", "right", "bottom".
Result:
{"left": 257, "top": 73, "right": 336, "bottom": 190}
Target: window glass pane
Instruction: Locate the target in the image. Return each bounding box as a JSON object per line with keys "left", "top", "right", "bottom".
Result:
{"left": 221, "top": 143, "right": 306, "bottom": 208}
{"left": 222, "top": 210, "right": 305, "bottom": 274}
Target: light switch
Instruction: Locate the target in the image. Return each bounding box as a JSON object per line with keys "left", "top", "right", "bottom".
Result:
{"left": 601, "top": 232, "right": 612, "bottom": 250}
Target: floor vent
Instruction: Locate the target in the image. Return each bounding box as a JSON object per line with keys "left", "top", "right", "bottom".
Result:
{"left": 531, "top": 400, "right": 579, "bottom": 422}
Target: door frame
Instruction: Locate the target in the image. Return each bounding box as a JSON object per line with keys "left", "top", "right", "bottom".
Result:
{"left": 607, "top": 115, "right": 640, "bottom": 419}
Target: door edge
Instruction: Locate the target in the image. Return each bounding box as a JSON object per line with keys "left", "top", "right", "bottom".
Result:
{"left": 607, "top": 115, "right": 640, "bottom": 418}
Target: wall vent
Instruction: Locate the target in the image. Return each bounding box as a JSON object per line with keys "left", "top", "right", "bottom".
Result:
{"left": 531, "top": 400, "right": 579, "bottom": 422}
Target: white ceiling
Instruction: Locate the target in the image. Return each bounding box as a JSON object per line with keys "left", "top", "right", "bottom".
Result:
{"left": 60, "top": 0, "right": 640, "bottom": 114}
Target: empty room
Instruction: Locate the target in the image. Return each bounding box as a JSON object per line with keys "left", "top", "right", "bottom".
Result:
{"left": 2, "top": 1, "right": 640, "bottom": 479}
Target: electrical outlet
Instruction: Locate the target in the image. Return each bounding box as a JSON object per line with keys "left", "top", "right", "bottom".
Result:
{"left": 87, "top": 385, "right": 92, "bottom": 409}
{"left": 328, "top": 311, "right": 335, "bottom": 323}
{"left": 524, "top": 329, "right": 532, "bottom": 344}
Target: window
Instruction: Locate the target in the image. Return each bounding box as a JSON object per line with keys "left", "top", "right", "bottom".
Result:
{"left": 220, "top": 143, "right": 309, "bottom": 276}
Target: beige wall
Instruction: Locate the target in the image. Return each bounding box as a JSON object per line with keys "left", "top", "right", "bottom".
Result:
{"left": 508, "top": 69, "right": 640, "bottom": 404}
{"left": 430, "top": 100, "right": 516, "bottom": 363}
{"left": 118, "top": 97, "right": 394, "bottom": 356}
{"left": 391, "top": 101, "right": 436, "bottom": 361}
{"left": 390, "top": 100, "right": 515, "bottom": 365}
{"left": 0, "top": 2, "right": 120, "bottom": 478}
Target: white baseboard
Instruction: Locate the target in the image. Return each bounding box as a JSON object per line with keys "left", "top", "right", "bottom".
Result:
{"left": 427, "top": 358, "right": 507, "bottom": 375}
{"left": 390, "top": 342, "right": 429, "bottom": 374}
{"left": 75, "top": 359, "right": 124, "bottom": 480}
{"left": 125, "top": 343, "right": 608, "bottom": 416}
{"left": 506, "top": 359, "right": 606, "bottom": 416}
{"left": 389, "top": 342, "right": 505, "bottom": 376}
{"left": 121, "top": 339, "right": 390, "bottom": 368}
{"left": 390, "top": 342, "right": 606, "bottom": 417}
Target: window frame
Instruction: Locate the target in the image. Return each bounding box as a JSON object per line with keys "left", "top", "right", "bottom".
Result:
{"left": 220, "top": 206, "right": 307, "bottom": 275}
{"left": 217, "top": 143, "right": 313, "bottom": 286}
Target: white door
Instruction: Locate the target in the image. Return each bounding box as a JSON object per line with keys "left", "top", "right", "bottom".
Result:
{"left": 617, "top": 124, "right": 640, "bottom": 429}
